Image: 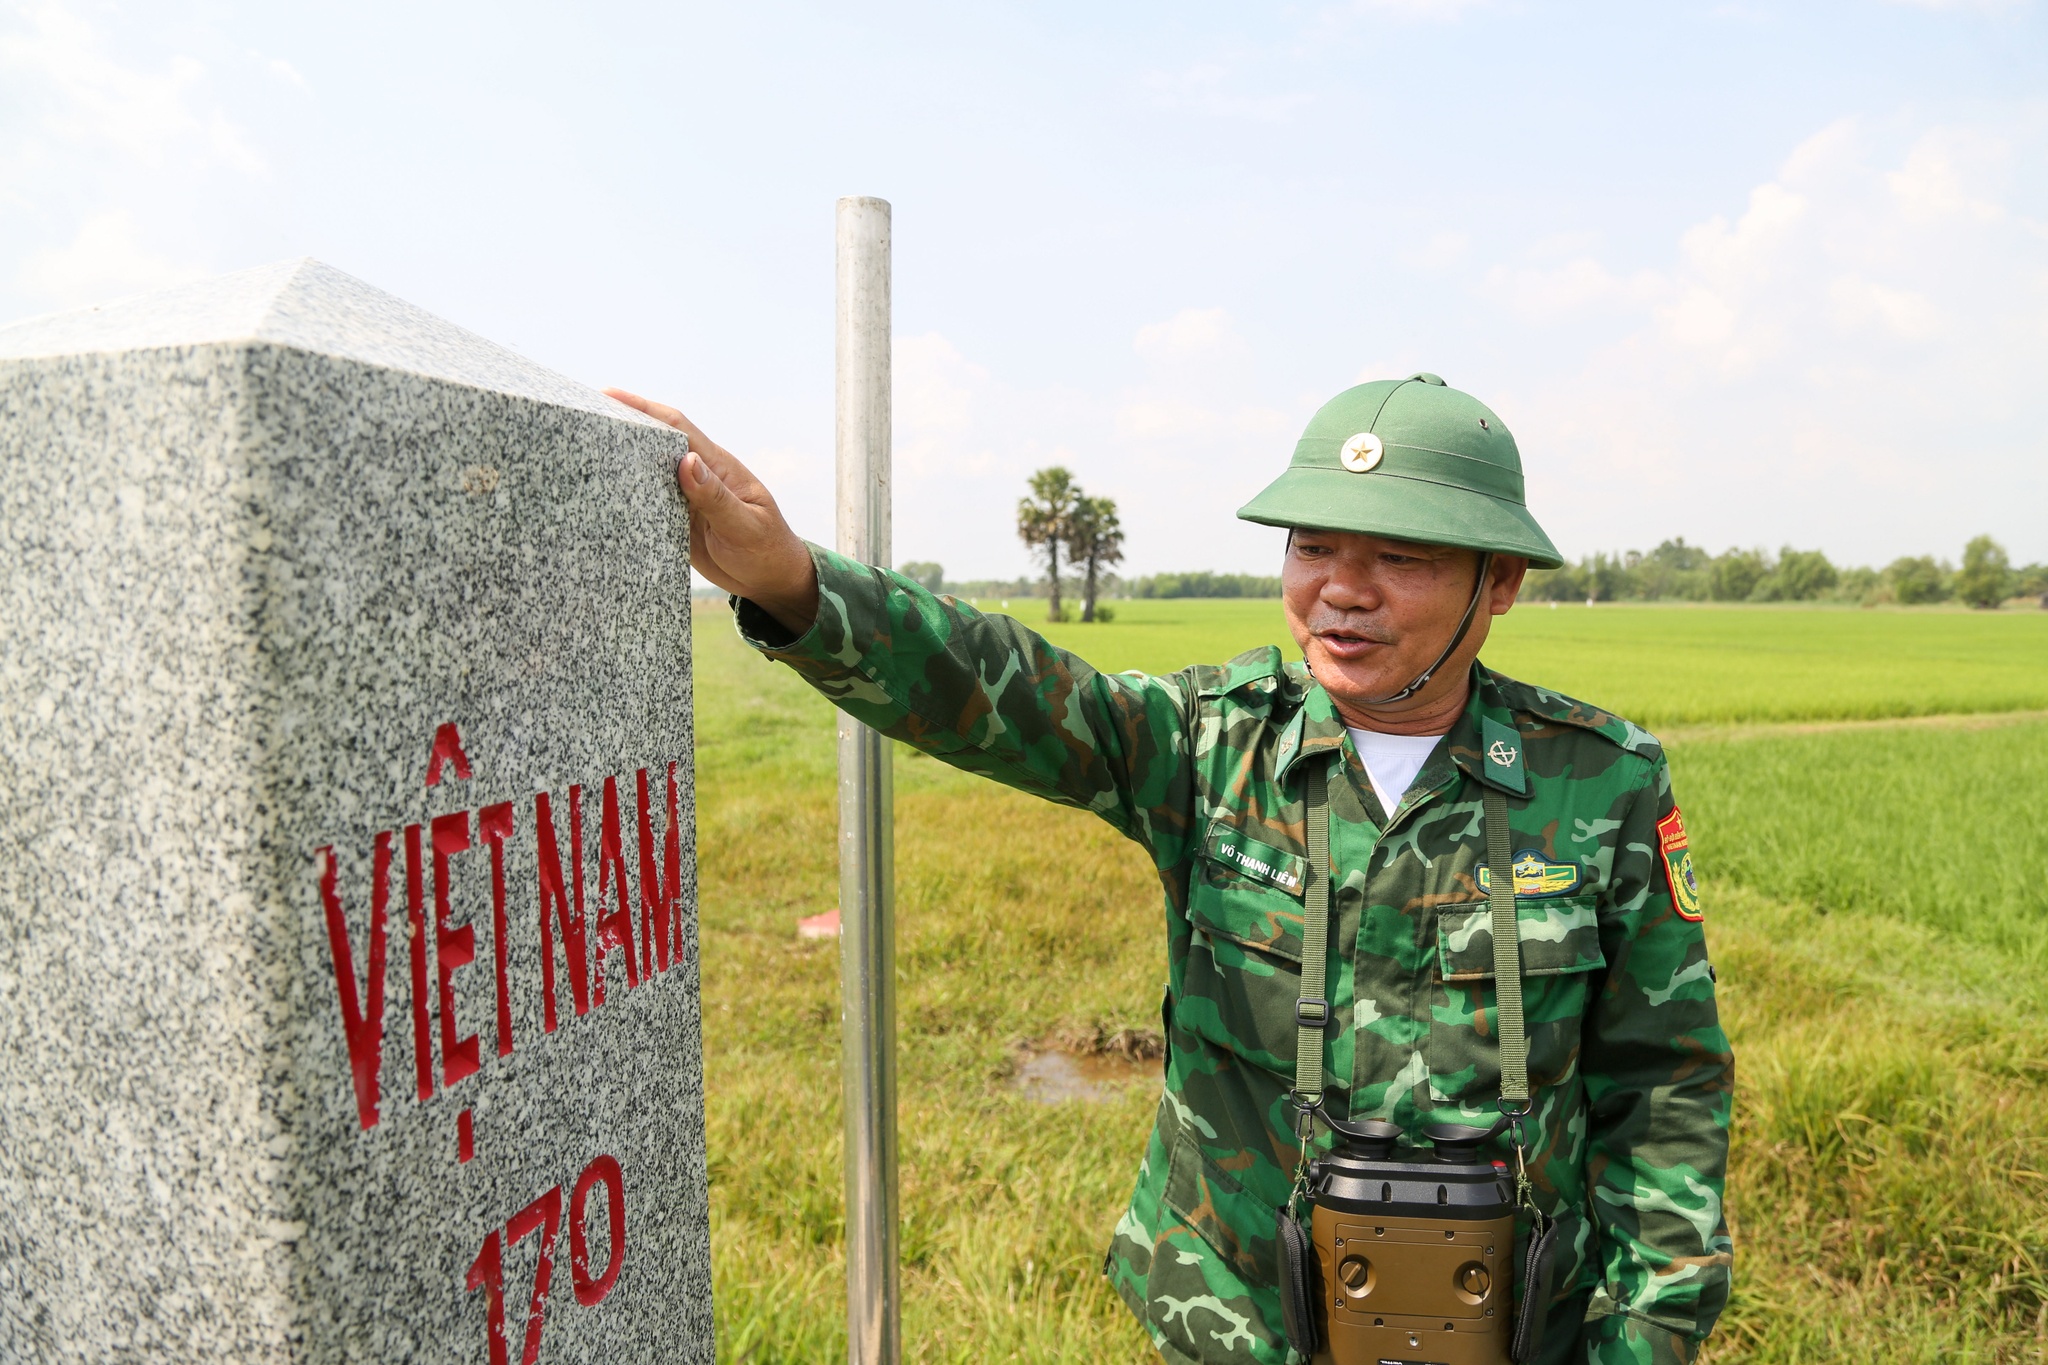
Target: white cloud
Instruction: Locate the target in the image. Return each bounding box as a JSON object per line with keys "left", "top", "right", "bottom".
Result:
{"left": 1828, "top": 276, "right": 1941, "bottom": 339}
{"left": 260, "top": 54, "right": 310, "bottom": 91}
{"left": 0, "top": 3, "right": 262, "bottom": 182}
{"left": 1658, "top": 285, "right": 1740, "bottom": 349}
{"left": 1116, "top": 309, "right": 1293, "bottom": 489}
{"left": 872, "top": 312, "right": 1298, "bottom": 577}
{"left": 14, "top": 209, "right": 205, "bottom": 306}
{"left": 1486, "top": 257, "right": 1660, "bottom": 320}
{"left": 894, "top": 332, "right": 998, "bottom": 479}
{"left": 0, "top": 2, "right": 272, "bottom": 313}
{"left": 1133, "top": 307, "right": 1247, "bottom": 363}
{"left": 1675, "top": 180, "right": 1807, "bottom": 280}
{"left": 1496, "top": 107, "right": 2048, "bottom": 564}
{"left": 1886, "top": 128, "right": 2008, "bottom": 222}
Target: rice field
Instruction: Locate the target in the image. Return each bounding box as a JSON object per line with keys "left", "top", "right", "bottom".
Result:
{"left": 694, "top": 594, "right": 2048, "bottom": 1364}
{"left": 1009, "top": 596, "right": 2048, "bottom": 729}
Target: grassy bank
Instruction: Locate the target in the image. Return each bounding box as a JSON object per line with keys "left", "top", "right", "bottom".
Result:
{"left": 694, "top": 597, "right": 2048, "bottom": 1362}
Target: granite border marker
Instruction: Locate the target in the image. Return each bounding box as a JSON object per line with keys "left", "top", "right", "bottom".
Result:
{"left": 0, "top": 260, "right": 712, "bottom": 1363}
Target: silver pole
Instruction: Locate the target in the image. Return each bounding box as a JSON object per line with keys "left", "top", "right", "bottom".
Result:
{"left": 834, "top": 194, "right": 897, "bottom": 1365}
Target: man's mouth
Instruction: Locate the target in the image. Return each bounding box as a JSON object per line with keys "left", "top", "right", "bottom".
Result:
{"left": 1311, "top": 626, "right": 1393, "bottom": 661}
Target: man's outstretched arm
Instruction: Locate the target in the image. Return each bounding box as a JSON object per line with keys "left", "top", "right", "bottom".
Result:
{"left": 611, "top": 390, "right": 1199, "bottom": 863}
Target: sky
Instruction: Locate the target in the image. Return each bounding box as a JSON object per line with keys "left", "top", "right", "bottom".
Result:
{"left": 2, "top": 0, "right": 2044, "bottom": 580}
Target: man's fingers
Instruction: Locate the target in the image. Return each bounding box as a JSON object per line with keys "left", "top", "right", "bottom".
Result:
{"left": 602, "top": 387, "right": 688, "bottom": 430}
{"left": 677, "top": 450, "right": 746, "bottom": 521}
{"left": 681, "top": 438, "right": 773, "bottom": 506}
{"left": 603, "top": 390, "right": 760, "bottom": 492}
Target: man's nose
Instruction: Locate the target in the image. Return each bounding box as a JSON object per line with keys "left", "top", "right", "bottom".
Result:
{"left": 1319, "top": 560, "right": 1382, "bottom": 612}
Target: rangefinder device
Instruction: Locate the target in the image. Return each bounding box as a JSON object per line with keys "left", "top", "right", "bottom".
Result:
{"left": 1308, "top": 1118, "right": 1516, "bottom": 1365}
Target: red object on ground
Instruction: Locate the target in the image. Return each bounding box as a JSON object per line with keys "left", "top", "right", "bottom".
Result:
{"left": 797, "top": 908, "right": 841, "bottom": 940}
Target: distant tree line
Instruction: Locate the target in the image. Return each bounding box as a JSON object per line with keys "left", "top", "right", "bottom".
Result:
{"left": 902, "top": 537, "right": 2044, "bottom": 610}
{"left": 1524, "top": 535, "right": 2044, "bottom": 609}
{"left": 893, "top": 568, "right": 1285, "bottom": 601}
{"left": 1128, "top": 571, "right": 1284, "bottom": 599}
{"left": 903, "top": 513, "right": 2043, "bottom": 611}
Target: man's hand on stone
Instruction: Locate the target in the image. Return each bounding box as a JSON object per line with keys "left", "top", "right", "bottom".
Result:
{"left": 604, "top": 389, "right": 820, "bottom": 635}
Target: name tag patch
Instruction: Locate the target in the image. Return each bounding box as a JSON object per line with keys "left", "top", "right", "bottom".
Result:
{"left": 1202, "top": 826, "right": 1307, "bottom": 894}
{"left": 1477, "top": 851, "right": 1585, "bottom": 898}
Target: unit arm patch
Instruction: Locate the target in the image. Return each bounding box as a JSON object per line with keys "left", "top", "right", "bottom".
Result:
{"left": 1657, "top": 806, "right": 1703, "bottom": 921}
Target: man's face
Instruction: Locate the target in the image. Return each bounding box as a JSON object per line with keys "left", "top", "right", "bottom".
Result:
{"left": 1282, "top": 528, "right": 1527, "bottom": 726}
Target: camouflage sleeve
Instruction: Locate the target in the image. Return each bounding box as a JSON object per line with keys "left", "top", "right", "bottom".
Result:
{"left": 1578, "top": 753, "right": 1733, "bottom": 1364}
{"left": 734, "top": 544, "right": 1198, "bottom": 865}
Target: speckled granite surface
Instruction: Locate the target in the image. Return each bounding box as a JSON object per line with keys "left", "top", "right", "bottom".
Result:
{"left": 0, "top": 263, "right": 710, "bottom": 1363}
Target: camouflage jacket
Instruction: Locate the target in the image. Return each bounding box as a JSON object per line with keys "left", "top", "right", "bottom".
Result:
{"left": 738, "top": 547, "right": 1733, "bottom": 1365}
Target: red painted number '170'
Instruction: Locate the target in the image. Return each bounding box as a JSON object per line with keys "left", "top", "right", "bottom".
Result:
{"left": 466, "top": 1154, "right": 627, "bottom": 1365}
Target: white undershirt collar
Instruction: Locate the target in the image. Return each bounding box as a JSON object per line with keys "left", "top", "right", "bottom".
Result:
{"left": 1344, "top": 727, "right": 1448, "bottom": 817}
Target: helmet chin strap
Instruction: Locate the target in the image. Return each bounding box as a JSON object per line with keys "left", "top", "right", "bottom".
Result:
{"left": 1352, "top": 552, "right": 1495, "bottom": 708}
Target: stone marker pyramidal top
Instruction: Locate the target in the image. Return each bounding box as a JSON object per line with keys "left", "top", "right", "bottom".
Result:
{"left": 0, "top": 261, "right": 711, "bottom": 1364}
{"left": 0, "top": 258, "right": 627, "bottom": 416}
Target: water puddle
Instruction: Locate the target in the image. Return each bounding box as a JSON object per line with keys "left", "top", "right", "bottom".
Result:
{"left": 1011, "top": 1032, "right": 1160, "bottom": 1104}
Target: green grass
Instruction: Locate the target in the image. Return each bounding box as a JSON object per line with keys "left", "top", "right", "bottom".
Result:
{"left": 1008, "top": 596, "right": 2048, "bottom": 730}
{"left": 695, "top": 612, "right": 1163, "bottom": 1363}
{"left": 1486, "top": 603, "right": 2048, "bottom": 729}
{"left": 694, "top": 598, "right": 2048, "bottom": 1363}
{"left": 1702, "top": 886, "right": 2048, "bottom": 1362}
{"left": 1679, "top": 717, "right": 2048, "bottom": 967}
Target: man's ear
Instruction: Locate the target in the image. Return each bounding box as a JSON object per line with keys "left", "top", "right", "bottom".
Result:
{"left": 1490, "top": 555, "right": 1530, "bottom": 613}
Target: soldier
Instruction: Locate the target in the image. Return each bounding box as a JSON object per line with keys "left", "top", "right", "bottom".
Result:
{"left": 608, "top": 373, "right": 1732, "bottom": 1364}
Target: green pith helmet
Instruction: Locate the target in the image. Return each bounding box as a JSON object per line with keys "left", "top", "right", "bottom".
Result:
{"left": 1237, "top": 373, "right": 1563, "bottom": 569}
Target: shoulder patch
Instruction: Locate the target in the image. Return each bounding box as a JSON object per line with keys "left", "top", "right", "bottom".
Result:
{"left": 1657, "top": 807, "right": 1702, "bottom": 921}
{"left": 1478, "top": 715, "right": 1528, "bottom": 794}
{"left": 1481, "top": 666, "right": 1663, "bottom": 761}
{"left": 1195, "top": 645, "right": 1288, "bottom": 698}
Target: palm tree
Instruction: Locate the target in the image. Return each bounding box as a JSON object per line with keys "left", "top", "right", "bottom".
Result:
{"left": 1065, "top": 495, "right": 1124, "bottom": 623}
{"left": 1017, "top": 467, "right": 1080, "bottom": 622}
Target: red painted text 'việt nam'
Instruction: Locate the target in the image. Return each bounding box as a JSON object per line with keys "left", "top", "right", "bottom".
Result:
{"left": 316, "top": 727, "right": 687, "bottom": 1131}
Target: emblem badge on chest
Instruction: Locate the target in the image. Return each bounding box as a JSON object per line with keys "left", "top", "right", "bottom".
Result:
{"left": 1477, "top": 851, "right": 1584, "bottom": 898}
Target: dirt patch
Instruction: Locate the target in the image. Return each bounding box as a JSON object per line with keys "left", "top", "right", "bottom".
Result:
{"left": 1011, "top": 1028, "right": 1162, "bottom": 1104}
{"left": 1050, "top": 1022, "right": 1164, "bottom": 1062}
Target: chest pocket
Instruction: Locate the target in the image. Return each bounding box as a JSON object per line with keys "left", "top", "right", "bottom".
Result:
{"left": 1427, "top": 895, "right": 1606, "bottom": 1105}
{"left": 1178, "top": 823, "right": 1310, "bottom": 1078}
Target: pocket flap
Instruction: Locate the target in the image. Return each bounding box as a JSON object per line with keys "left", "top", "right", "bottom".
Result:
{"left": 1190, "top": 826, "right": 1308, "bottom": 963}
{"left": 1436, "top": 896, "right": 1605, "bottom": 982}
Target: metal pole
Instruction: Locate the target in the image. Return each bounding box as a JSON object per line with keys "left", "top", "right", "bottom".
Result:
{"left": 834, "top": 194, "right": 897, "bottom": 1365}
